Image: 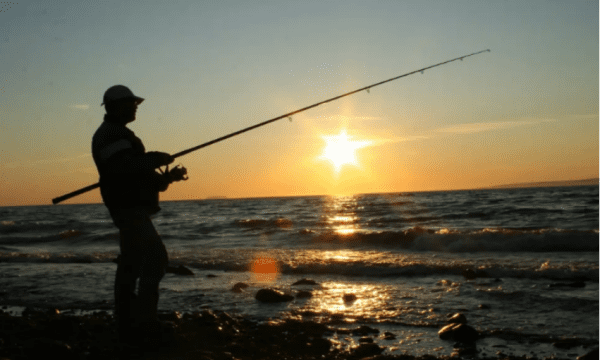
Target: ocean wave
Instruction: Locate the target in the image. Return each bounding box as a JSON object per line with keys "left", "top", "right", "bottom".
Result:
{"left": 306, "top": 227, "right": 599, "bottom": 252}
{"left": 0, "top": 249, "right": 596, "bottom": 282}
{"left": 234, "top": 218, "right": 293, "bottom": 229}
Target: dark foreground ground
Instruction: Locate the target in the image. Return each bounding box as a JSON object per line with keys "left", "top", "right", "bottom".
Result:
{"left": 0, "top": 308, "right": 596, "bottom": 360}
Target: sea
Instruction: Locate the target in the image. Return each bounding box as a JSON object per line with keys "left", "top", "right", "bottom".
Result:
{"left": 0, "top": 185, "right": 598, "bottom": 358}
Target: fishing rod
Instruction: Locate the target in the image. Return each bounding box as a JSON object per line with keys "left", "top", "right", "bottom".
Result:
{"left": 52, "top": 49, "right": 490, "bottom": 205}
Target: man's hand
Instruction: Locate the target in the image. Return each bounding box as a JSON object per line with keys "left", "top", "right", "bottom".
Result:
{"left": 166, "top": 164, "right": 188, "bottom": 182}
{"left": 146, "top": 151, "right": 174, "bottom": 167}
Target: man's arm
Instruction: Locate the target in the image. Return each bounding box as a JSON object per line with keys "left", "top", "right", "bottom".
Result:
{"left": 97, "top": 140, "right": 173, "bottom": 174}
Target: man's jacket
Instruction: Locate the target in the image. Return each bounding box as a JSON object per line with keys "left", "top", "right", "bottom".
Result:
{"left": 92, "top": 115, "right": 168, "bottom": 214}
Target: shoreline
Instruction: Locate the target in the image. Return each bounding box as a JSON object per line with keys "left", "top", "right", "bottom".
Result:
{"left": 0, "top": 305, "right": 596, "bottom": 360}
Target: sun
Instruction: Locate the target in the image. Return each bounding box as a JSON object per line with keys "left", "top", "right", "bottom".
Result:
{"left": 320, "top": 129, "right": 371, "bottom": 172}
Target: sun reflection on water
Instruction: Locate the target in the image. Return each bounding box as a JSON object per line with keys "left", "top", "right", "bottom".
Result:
{"left": 292, "top": 281, "right": 395, "bottom": 323}
{"left": 322, "top": 195, "right": 362, "bottom": 236}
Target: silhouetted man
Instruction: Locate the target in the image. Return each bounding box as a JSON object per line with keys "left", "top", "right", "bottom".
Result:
{"left": 92, "top": 85, "right": 186, "bottom": 345}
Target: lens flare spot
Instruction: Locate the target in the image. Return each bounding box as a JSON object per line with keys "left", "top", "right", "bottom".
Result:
{"left": 251, "top": 256, "right": 279, "bottom": 283}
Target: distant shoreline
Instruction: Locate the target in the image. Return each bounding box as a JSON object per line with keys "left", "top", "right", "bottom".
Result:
{"left": 479, "top": 177, "right": 598, "bottom": 190}
{"left": 4, "top": 178, "right": 597, "bottom": 207}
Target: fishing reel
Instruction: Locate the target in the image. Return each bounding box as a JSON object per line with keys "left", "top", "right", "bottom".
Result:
{"left": 159, "top": 163, "right": 188, "bottom": 183}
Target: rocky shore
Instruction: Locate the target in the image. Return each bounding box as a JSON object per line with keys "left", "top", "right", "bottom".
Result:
{"left": 0, "top": 306, "right": 596, "bottom": 360}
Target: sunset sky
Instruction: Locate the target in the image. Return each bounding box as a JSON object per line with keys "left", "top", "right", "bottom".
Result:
{"left": 1, "top": 0, "right": 598, "bottom": 206}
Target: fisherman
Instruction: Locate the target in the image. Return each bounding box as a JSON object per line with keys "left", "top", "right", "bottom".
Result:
{"left": 91, "top": 85, "right": 187, "bottom": 345}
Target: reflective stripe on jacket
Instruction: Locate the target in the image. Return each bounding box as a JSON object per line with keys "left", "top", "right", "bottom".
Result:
{"left": 92, "top": 116, "right": 162, "bottom": 212}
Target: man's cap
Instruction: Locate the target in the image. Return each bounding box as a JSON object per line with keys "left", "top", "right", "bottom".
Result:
{"left": 101, "top": 85, "right": 144, "bottom": 106}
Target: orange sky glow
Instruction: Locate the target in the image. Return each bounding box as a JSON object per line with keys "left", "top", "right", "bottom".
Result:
{"left": 0, "top": 1, "right": 597, "bottom": 207}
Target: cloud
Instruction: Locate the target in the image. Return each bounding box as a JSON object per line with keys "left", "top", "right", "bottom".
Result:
{"left": 69, "top": 104, "right": 89, "bottom": 110}
{"left": 435, "top": 118, "right": 556, "bottom": 134}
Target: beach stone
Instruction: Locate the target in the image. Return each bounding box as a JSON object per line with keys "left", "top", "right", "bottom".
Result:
{"left": 255, "top": 289, "right": 294, "bottom": 303}
{"left": 206, "top": 274, "right": 217, "bottom": 278}
{"left": 359, "top": 336, "right": 374, "bottom": 343}
{"left": 295, "top": 290, "right": 312, "bottom": 298}
{"left": 232, "top": 282, "right": 249, "bottom": 293}
{"left": 478, "top": 304, "right": 491, "bottom": 310}
{"left": 448, "top": 313, "right": 467, "bottom": 324}
{"left": 351, "top": 343, "right": 384, "bottom": 358}
{"left": 166, "top": 265, "right": 194, "bottom": 276}
{"left": 292, "top": 278, "right": 318, "bottom": 286}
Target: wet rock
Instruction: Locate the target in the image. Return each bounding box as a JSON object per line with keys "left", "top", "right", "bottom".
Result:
{"left": 453, "top": 343, "right": 478, "bottom": 355}
{"left": 553, "top": 338, "right": 582, "bottom": 349}
{"left": 351, "top": 343, "right": 384, "bottom": 358}
{"left": 232, "top": 282, "right": 249, "bottom": 293}
{"left": 439, "top": 323, "right": 478, "bottom": 343}
{"left": 166, "top": 265, "right": 194, "bottom": 276}
{"left": 292, "top": 278, "right": 318, "bottom": 286}
{"left": 437, "top": 279, "right": 453, "bottom": 286}
{"left": 448, "top": 313, "right": 467, "bottom": 324}
{"left": 206, "top": 274, "right": 217, "bottom": 278}
{"left": 548, "top": 281, "right": 586, "bottom": 289}
{"left": 158, "top": 311, "right": 182, "bottom": 322}
{"left": 358, "top": 336, "right": 374, "bottom": 343}
{"left": 439, "top": 324, "right": 456, "bottom": 340}
{"left": 295, "top": 290, "right": 312, "bottom": 298}
{"left": 352, "top": 325, "right": 380, "bottom": 335}
{"left": 25, "top": 339, "right": 76, "bottom": 360}
{"left": 478, "top": 304, "right": 491, "bottom": 310}
{"left": 578, "top": 347, "right": 599, "bottom": 360}
{"left": 255, "top": 288, "right": 294, "bottom": 303}
{"left": 462, "top": 268, "right": 488, "bottom": 280}
{"left": 381, "top": 331, "right": 396, "bottom": 340}
{"left": 343, "top": 293, "right": 357, "bottom": 302}
{"left": 304, "top": 337, "right": 332, "bottom": 355}
{"left": 336, "top": 328, "right": 353, "bottom": 335}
